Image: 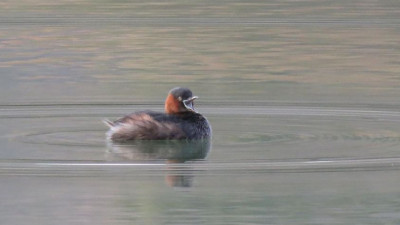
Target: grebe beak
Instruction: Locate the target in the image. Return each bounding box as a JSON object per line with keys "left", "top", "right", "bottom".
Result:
{"left": 183, "top": 96, "right": 198, "bottom": 112}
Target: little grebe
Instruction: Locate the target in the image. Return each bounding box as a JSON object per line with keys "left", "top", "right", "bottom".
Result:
{"left": 104, "top": 87, "right": 212, "bottom": 141}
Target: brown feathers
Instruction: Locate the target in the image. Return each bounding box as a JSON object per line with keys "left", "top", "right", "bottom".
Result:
{"left": 103, "top": 87, "right": 211, "bottom": 142}
{"left": 106, "top": 113, "right": 186, "bottom": 141}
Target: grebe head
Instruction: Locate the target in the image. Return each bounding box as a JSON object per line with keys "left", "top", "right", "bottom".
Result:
{"left": 165, "top": 87, "right": 198, "bottom": 114}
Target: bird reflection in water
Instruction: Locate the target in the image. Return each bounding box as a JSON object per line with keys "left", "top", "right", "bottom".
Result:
{"left": 105, "top": 139, "right": 211, "bottom": 188}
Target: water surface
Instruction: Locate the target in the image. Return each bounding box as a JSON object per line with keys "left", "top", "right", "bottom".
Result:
{"left": 1, "top": 1, "right": 400, "bottom": 225}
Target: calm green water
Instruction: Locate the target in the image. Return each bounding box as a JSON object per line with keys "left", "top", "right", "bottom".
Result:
{"left": 1, "top": 1, "right": 400, "bottom": 224}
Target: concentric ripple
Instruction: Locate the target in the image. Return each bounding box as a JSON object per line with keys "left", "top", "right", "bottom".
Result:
{"left": 2, "top": 102, "right": 400, "bottom": 172}
{"left": 3, "top": 103, "right": 400, "bottom": 145}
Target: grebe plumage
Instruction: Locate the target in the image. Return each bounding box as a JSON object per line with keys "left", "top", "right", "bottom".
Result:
{"left": 103, "top": 87, "right": 211, "bottom": 142}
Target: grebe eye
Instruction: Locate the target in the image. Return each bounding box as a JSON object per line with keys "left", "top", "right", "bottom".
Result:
{"left": 177, "top": 97, "right": 182, "bottom": 101}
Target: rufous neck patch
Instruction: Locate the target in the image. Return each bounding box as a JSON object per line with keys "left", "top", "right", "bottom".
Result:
{"left": 165, "top": 94, "right": 181, "bottom": 114}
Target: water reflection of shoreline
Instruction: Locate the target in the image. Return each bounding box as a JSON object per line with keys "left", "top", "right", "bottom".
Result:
{"left": 105, "top": 140, "right": 211, "bottom": 188}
